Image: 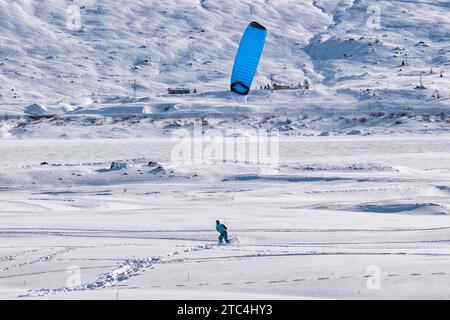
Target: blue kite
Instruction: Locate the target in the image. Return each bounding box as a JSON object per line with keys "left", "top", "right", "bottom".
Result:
{"left": 230, "top": 21, "right": 267, "bottom": 96}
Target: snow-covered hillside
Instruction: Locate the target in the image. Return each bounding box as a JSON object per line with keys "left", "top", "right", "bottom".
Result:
{"left": 0, "top": 0, "right": 325, "bottom": 115}
{"left": 1, "top": 0, "right": 450, "bottom": 120}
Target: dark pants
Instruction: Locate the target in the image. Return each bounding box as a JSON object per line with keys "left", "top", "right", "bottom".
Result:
{"left": 219, "top": 231, "right": 229, "bottom": 244}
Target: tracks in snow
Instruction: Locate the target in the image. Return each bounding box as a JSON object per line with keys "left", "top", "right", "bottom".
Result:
{"left": 158, "top": 270, "right": 450, "bottom": 290}
{"left": 3, "top": 226, "right": 450, "bottom": 235}
{"left": 21, "top": 244, "right": 215, "bottom": 298}
{"left": 0, "top": 247, "right": 77, "bottom": 273}
{"left": 20, "top": 240, "right": 450, "bottom": 298}
{"left": 0, "top": 249, "right": 42, "bottom": 263}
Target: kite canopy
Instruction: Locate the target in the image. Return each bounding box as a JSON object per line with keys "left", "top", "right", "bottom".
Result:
{"left": 230, "top": 21, "right": 267, "bottom": 96}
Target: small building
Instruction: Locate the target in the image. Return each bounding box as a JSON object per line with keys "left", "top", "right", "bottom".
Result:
{"left": 273, "top": 83, "right": 290, "bottom": 90}
{"left": 168, "top": 87, "right": 191, "bottom": 95}
{"left": 27, "top": 114, "right": 56, "bottom": 121}
{"left": 24, "top": 103, "right": 55, "bottom": 120}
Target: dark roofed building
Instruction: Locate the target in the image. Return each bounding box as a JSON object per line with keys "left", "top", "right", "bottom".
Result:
{"left": 168, "top": 87, "right": 191, "bottom": 95}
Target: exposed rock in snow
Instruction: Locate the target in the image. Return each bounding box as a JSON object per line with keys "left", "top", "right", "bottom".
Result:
{"left": 110, "top": 161, "right": 133, "bottom": 170}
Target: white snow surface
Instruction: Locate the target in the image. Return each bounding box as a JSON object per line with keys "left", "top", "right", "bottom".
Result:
{"left": 1, "top": 0, "right": 450, "bottom": 300}
{"left": 1, "top": 136, "right": 450, "bottom": 299}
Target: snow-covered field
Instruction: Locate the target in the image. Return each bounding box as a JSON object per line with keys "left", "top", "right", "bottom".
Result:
{"left": 1, "top": 0, "right": 450, "bottom": 300}
{"left": 1, "top": 135, "right": 450, "bottom": 299}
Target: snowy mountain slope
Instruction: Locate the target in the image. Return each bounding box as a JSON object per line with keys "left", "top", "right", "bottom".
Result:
{"left": 1, "top": 0, "right": 449, "bottom": 119}
{"left": 0, "top": 0, "right": 327, "bottom": 113}
{"left": 307, "top": 1, "right": 450, "bottom": 97}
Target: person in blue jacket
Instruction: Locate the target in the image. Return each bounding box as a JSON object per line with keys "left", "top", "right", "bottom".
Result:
{"left": 216, "top": 220, "right": 230, "bottom": 244}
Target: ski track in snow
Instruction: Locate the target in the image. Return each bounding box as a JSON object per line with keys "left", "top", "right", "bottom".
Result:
{"left": 0, "top": 249, "right": 43, "bottom": 263}
{"left": 2, "top": 226, "right": 450, "bottom": 238}
{"left": 20, "top": 243, "right": 450, "bottom": 298}
{"left": 160, "top": 271, "right": 449, "bottom": 289}
{"left": 21, "top": 244, "right": 214, "bottom": 298}
{"left": 0, "top": 247, "right": 76, "bottom": 272}
{"left": 15, "top": 224, "right": 450, "bottom": 298}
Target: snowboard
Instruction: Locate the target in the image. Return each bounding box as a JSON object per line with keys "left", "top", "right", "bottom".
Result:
{"left": 219, "top": 237, "right": 240, "bottom": 246}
